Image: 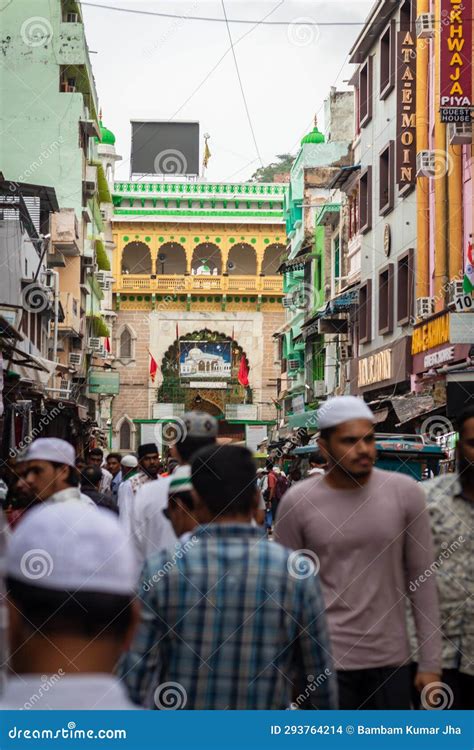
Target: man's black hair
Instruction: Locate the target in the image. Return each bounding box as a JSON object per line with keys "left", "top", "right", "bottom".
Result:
{"left": 50, "top": 462, "right": 79, "bottom": 488}
{"left": 265, "top": 460, "right": 274, "bottom": 471}
{"left": 191, "top": 444, "right": 257, "bottom": 518}
{"left": 319, "top": 427, "right": 335, "bottom": 442}
{"left": 457, "top": 406, "right": 474, "bottom": 438}
{"left": 169, "top": 490, "right": 194, "bottom": 511}
{"left": 88, "top": 448, "right": 104, "bottom": 458}
{"left": 81, "top": 465, "right": 102, "bottom": 490}
{"left": 7, "top": 579, "right": 133, "bottom": 639}
{"left": 106, "top": 452, "right": 122, "bottom": 463}
{"left": 175, "top": 435, "right": 216, "bottom": 463}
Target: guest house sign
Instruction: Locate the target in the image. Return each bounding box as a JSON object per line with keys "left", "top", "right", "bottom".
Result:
{"left": 440, "top": 0, "right": 473, "bottom": 122}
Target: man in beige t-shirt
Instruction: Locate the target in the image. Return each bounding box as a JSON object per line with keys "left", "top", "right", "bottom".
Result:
{"left": 274, "top": 395, "right": 441, "bottom": 710}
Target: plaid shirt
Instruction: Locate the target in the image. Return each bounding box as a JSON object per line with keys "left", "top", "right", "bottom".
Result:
{"left": 119, "top": 524, "right": 337, "bottom": 710}
{"left": 423, "top": 473, "right": 474, "bottom": 675}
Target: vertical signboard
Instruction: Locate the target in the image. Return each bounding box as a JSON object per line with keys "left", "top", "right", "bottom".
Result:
{"left": 440, "top": 0, "right": 473, "bottom": 122}
{"left": 396, "top": 29, "right": 416, "bottom": 190}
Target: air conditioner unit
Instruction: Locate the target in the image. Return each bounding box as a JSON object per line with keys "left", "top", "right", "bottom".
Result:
{"left": 59, "top": 379, "right": 71, "bottom": 399}
{"left": 448, "top": 280, "right": 465, "bottom": 305}
{"left": 416, "top": 13, "right": 434, "bottom": 38}
{"left": 41, "top": 270, "right": 54, "bottom": 288}
{"left": 340, "top": 343, "right": 354, "bottom": 360}
{"left": 287, "top": 358, "right": 300, "bottom": 371}
{"left": 448, "top": 121, "right": 472, "bottom": 146}
{"left": 282, "top": 296, "right": 294, "bottom": 308}
{"left": 416, "top": 296, "right": 435, "bottom": 319}
{"left": 66, "top": 12, "right": 79, "bottom": 22}
{"left": 88, "top": 337, "right": 102, "bottom": 351}
{"left": 416, "top": 151, "right": 436, "bottom": 177}
{"left": 313, "top": 380, "right": 326, "bottom": 397}
{"left": 68, "top": 352, "right": 82, "bottom": 368}
{"left": 82, "top": 256, "right": 95, "bottom": 267}
{"left": 83, "top": 166, "right": 98, "bottom": 197}
{"left": 95, "top": 271, "right": 107, "bottom": 284}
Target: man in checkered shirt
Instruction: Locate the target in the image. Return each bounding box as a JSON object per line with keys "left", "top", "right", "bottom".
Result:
{"left": 119, "top": 445, "right": 336, "bottom": 710}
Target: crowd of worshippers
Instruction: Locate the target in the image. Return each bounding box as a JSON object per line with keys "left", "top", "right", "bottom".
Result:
{"left": 0, "top": 397, "right": 472, "bottom": 711}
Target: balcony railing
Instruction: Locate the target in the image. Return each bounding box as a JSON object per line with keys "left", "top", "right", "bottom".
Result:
{"left": 114, "top": 274, "right": 283, "bottom": 295}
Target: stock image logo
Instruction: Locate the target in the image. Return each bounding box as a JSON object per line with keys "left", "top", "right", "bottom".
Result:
{"left": 287, "top": 549, "right": 320, "bottom": 579}
{"left": 420, "top": 415, "right": 454, "bottom": 441}
{"left": 420, "top": 681, "right": 454, "bottom": 710}
{"left": 154, "top": 149, "right": 188, "bottom": 175}
{"left": 22, "top": 282, "right": 50, "bottom": 313}
{"left": 21, "top": 16, "right": 53, "bottom": 47}
{"left": 20, "top": 549, "right": 54, "bottom": 581}
{"left": 154, "top": 681, "right": 188, "bottom": 710}
{"left": 287, "top": 17, "right": 320, "bottom": 47}
{"left": 156, "top": 417, "right": 188, "bottom": 447}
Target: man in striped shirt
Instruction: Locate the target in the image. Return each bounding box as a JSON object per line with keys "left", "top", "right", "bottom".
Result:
{"left": 119, "top": 445, "right": 336, "bottom": 710}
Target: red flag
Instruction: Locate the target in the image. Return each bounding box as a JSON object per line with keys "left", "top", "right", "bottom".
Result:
{"left": 104, "top": 337, "right": 111, "bottom": 354}
{"left": 149, "top": 352, "right": 158, "bottom": 383}
{"left": 238, "top": 355, "right": 249, "bottom": 387}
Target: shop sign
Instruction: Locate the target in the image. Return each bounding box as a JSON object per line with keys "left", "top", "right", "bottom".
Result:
{"left": 423, "top": 346, "right": 455, "bottom": 368}
{"left": 87, "top": 370, "right": 120, "bottom": 395}
{"left": 396, "top": 29, "right": 416, "bottom": 187}
{"left": 440, "top": 0, "right": 473, "bottom": 122}
{"left": 358, "top": 349, "right": 392, "bottom": 387}
{"left": 188, "top": 381, "right": 227, "bottom": 389}
{"left": 412, "top": 313, "right": 450, "bottom": 355}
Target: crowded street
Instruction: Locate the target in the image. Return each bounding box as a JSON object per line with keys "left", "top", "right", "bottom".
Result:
{"left": 0, "top": 0, "right": 473, "bottom": 745}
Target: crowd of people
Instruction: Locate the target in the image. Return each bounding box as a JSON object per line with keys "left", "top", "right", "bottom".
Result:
{"left": 0, "top": 396, "right": 471, "bottom": 711}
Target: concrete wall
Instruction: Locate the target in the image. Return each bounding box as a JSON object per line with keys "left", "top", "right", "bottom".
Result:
{"left": 324, "top": 88, "right": 355, "bottom": 143}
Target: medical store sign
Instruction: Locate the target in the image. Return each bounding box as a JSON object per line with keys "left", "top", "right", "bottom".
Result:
{"left": 440, "top": 0, "right": 473, "bottom": 122}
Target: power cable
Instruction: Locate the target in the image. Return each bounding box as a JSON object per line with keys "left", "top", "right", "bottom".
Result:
{"left": 81, "top": 2, "right": 366, "bottom": 26}
{"left": 221, "top": 0, "right": 264, "bottom": 168}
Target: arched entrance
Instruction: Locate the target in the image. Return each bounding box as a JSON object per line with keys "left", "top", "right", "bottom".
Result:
{"left": 122, "top": 241, "right": 152, "bottom": 274}
{"left": 227, "top": 243, "right": 257, "bottom": 275}
{"left": 156, "top": 242, "right": 187, "bottom": 274}
{"left": 191, "top": 243, "right": 222, "bottom": 275}
{"left": 262, "top": 242, "right": 285, "bottom": 274}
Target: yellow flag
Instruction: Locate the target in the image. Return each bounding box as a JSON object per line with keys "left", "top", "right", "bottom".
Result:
{"left": 203, "top": 140, "right": 211, "bottom": 168}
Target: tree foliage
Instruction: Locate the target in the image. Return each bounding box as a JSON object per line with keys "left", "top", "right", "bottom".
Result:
{"left": 250, "top": 153, "right": 295, "bottom": 183}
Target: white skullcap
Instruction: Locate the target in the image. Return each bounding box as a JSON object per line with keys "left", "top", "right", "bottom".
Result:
{"left": 7, "top": 502, "right": 136, "bottom": 595}
{"left": 23, "top": 438, "right": 76, "bottom": 468}
{"left": 317, "top": 396, "right": 375, "bottom": 430}
{"left": 121, "top": 454, "right": 138, "bottom": 468}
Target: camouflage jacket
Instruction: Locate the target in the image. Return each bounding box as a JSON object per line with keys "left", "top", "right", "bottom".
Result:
{"left": 423, "top": 473, "right": 474, "bottom": 675}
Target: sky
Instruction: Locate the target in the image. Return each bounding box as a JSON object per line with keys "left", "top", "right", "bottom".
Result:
{"left": 82, "top": 0, "right": 374, "bottom": 183}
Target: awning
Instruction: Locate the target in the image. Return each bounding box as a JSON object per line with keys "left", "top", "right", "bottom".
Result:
{"left": 392, "top": 396, "right": 446, "bottom": 426}
{"left": 372, "top": 407, "right": 389, "bottom": 424}
{"left": 8, "top": 353, "right": 58, "bottom": 386}
{"left": 0, "top": 315, "right": 23, "bottom": 341}
{"left": 328, "top": 164, "right": 361, "bottom": 190}
{"left": 316, "top": 203, "right": 341, "bottom": 227}
{"left": 277, "top": 252, "right": 315, "bottom": 274}
{"left": 287, "top": 409, "right": 318, "bottom": 432}
{"left": 327, "top": 288, "right": 359, "bottom": 313}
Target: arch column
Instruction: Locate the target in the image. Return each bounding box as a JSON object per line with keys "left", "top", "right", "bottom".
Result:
{"left": 185, "top": 246, "right": 193, "bottom": 274}
{"left": 220, "top": 243, "right": 231, "bottom": 273}
{"left": 255, "top": 238, "right": 266, "bottom": 275}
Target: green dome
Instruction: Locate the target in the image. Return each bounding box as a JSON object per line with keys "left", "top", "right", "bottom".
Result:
{"left": 301, "top": 118, "right": 325, "bottom": 146}
{"left": 96, "top": 119, "right": 116, "bottom": 146}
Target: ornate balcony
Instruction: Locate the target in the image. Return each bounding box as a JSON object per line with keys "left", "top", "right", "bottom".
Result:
{"left": 114, "top": 274, "right": 283, "bottom": 295}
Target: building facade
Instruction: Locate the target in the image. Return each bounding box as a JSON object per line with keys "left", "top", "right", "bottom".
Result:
{"left": 109, "top": 180, "right": 286, "bottom": 451}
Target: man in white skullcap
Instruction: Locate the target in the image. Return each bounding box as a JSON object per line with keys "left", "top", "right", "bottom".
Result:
{"left": 2, "top": 503, "right": 138, "bottom": 709}
{"left": 23, "top": 438, "right": 95, "bottom": 507}
{"left": 275, "top": 395, "right": 441, "bottom": 710}
{"left": 127, "top": 412, "right": 217, "bottom": 575}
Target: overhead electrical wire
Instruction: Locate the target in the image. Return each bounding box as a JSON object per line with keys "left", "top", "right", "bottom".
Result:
{"left": 221, "top": 0, "right": 264, "bottom": 168}
{"left": 81, "top": 1, "right": 366, "bottom": 25}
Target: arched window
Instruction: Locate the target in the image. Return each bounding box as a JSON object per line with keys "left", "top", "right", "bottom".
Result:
{"left": 120, "top": 328, "right": 132, "bottom": 359}
{"left": 119, "top": 420, "right": 132, "bottom": 450}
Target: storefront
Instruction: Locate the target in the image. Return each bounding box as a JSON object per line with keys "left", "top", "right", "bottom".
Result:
{"left": 351, "top": 337, "right": 412, "bottom": 399}
{"left": 411, "top": 311, "right": 474, "bottom": 417}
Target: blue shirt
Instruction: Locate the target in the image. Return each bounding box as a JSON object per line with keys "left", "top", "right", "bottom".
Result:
{"left": 119, "top": 523, "right": 337, "bottom": 710}
{"left": 110, "top": 471, "right": 122, "bottom": 503}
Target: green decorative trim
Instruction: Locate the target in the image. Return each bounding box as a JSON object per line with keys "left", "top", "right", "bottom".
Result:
{"left": 145, "top": 236, "right": 151, "bottom": 242}
{"left": 180, "top": 236, "right": 186, "bottom": 242}
{"left": 159, "top": 236, "right": 164, "bottom": 242}
{"left": 114, "top": 209, "right": 283, "bottom": 219}
{"left": 123, "top": 236, "right": 129, "bottom": 242}
{"left": 113, "top": 181, "right": 287, "bottom": 196}
{"left": 229, "top": 237, "right": 235, "bottom": 243}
